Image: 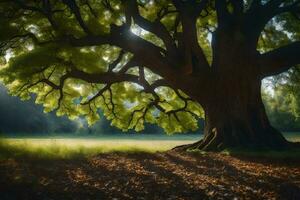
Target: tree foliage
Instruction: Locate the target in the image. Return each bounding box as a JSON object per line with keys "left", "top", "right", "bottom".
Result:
{"left": 264, "top": 66, "right": 300, "bottom": 118}
{"left": 0, "top": 0, "right": 299, "bottom": 135}
{"left": 263, "top": 81, "right": 300, "bottom": 131}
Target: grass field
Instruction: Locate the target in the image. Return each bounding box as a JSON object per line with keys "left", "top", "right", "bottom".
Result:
{"left": 0, "top": 133, "right": 300, "bottom": 199}
{"left": 0, "top": 134, "right": 198, "bottom": 159}
{"left": 0, "top": 132, "right": 299, "bottom": 159}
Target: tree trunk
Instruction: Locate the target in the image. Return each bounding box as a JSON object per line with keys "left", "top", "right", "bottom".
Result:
{"left": 175, "top": 74, "right": 289, "bottom": 151}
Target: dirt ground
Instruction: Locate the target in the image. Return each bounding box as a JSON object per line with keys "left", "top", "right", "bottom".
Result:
{"left": 0, "top": 151, "right": 299, "bottom": 200}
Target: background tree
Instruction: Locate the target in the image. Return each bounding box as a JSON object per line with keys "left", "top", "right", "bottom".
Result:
{"left": 0, "top": 85, "right": 80, "bottom": 134}
{"left": 0, "top": 0, "right": 299, "bottom": 151}
{"left": 263, "top": 68, "right": 300, "bottom": 132}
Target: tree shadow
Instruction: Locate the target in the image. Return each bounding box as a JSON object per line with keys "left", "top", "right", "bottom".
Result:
{"left": 84, "top": 152, "right": 208, "bottom": 199}
{"left": 172, "top": 152, "right": 300, "bottom": 200}
{"left": 0, "top": 152, "right": 299, "bottom": 199}
{"left": 228, "top": 153, "right": 300, "bottom": 166}
{"left": 0, "top": 158, "right": 107, "bottom": 200}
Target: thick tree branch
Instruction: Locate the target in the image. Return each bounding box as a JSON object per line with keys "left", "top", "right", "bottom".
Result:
{"left": 259, "top": 41, "right": 300, "bottom": 77}
{"left": 172, "top": 0, "right": 210, "bottom": 74}
{"left": 229, "top": 0, "right": 244, "bottom": 17}
{"left": 109, "top": 25, "right": 177, "bottom": 80}
{"left": 215, "top": 0, "right": 232, "bottom": 28}
{"left": 68, "top": 68, "right": 140, "bottom": 85}
{"left": 246, "top": 0, "right": 300, "bottom": 44}
{"left": 264, "top": 0, "right": 300, "bottom": 20}
{"left": 123, "top": 0, "right": 177, "bottom": 56}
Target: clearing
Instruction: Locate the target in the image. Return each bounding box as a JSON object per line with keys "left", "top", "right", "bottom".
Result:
{"left": 0, "top": 133, "right": 300, "bottom": 199}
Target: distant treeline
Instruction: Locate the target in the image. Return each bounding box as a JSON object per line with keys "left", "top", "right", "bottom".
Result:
{"left": 0, "top": 85, "right": 299, "bottom": 135}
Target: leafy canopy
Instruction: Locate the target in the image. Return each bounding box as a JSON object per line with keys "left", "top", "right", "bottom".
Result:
{"left": 0, "top": 0, "right": 205, "bottom": 134}
{"left": 0, "top": 0, "right": 299, "bottom": 133}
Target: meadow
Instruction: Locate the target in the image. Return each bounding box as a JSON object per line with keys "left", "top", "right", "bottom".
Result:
{"left": 0, "top": 132, "right": 299, "bottom": 159}
{"left": 1, "top": 132, "right": 300, "bottom": 199}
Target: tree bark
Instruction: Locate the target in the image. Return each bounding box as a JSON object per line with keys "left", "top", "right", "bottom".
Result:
{"left": 174, "top": 72, "right": 289, "bottom": 151}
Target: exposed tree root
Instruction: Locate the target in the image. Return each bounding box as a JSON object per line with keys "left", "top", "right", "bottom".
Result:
{"left": 173, "top": 139, "right": 300, "bottom": 152}
{"left": 172, "top": 140, "right": 204, "bottom": 151}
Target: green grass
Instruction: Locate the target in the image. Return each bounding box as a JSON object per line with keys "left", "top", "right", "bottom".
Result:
{"left": 0, "top": 137, "right": 196, "bottom": 159}
{"left": 0, "top": 132, "right": 299, "bottom": 160}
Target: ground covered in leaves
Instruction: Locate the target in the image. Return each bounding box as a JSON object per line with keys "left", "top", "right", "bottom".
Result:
{"left": 0, "top": 151, "right": 300, "bottom": 200}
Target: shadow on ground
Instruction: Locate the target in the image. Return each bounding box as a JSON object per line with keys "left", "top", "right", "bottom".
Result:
{"left": 0, "top": 152, "right": 300, "bottom": 200}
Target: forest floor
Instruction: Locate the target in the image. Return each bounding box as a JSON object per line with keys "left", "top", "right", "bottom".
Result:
{"left": 0, "top": 150, "right": 300, "bottom": 200}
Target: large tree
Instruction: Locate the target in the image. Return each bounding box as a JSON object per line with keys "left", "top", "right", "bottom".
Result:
{"left": 0, "top": 0, "right": 299, "bottom": 151}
